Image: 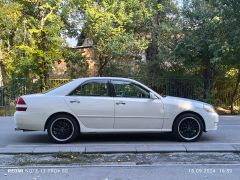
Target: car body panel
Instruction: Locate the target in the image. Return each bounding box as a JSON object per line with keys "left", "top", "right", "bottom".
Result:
{"left": 160, "top": 96, "right": 219, "bottom": 131}
{"left": 114, "top": 97, "right": 164, "bottom": 129}
{"left": 14, "top": 77, "right": 219, "bottom": 134}
{"left": 64, "top": 96, "right": 115, "bottom": 129}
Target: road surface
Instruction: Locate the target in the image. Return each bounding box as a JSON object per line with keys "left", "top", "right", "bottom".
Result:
{"left": 0, "top": 116, "right": 239, "bottom": 145}
{"left": 1, "top": 116, "right": 240, "bottom": 179}
{"left": 1, "top": 164, "right": 239, "bottom": 180}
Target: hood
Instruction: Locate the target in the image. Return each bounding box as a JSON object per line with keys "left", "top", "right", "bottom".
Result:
{"left": 161, "top": 96, "right": 205, "bottom": 109}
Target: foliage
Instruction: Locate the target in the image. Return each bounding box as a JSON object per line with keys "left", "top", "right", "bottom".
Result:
{"left": 0, "top": 0, "right": 240, "bottom": 114}
{"left": 0, "top": 1, "right": 23, "bottom": 114}
{"left": 175, "top": 0, "right": 222, "bottom": 77}
{"left": 78, "top": 0, "right": 154, "bottom": 76}
{"left": 145, "top": 0, "right": 182, "bottom": 83}
{"left": 174, "top": 0, "right": 240, "bottom": 111}
{"left": 0, "top": 1, "right": 22, "bottom": 80}
{"left": 13, "top": 0, "right": 65, "bottom": 91}
{"left": 62, "top": 48, "right": 89, "bottom": 78}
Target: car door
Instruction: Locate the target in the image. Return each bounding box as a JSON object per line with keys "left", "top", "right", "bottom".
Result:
{"left": 65, "top": 79, "right": 115, "bottom": 129}
{"left": 112, "top": 80, "right": 164, "bottom": 129}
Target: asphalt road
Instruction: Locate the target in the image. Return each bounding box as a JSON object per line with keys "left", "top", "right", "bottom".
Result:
{"left": 1, "top": 116, "right": 240, "bottom": 179}
{"left": 0, "top": 116, "right": 239, "bottom": 146}
{"left": 1, "top": 164, "right": 239, "bottom": 180}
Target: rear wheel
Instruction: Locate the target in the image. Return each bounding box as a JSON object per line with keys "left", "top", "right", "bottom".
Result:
{"left": 47, "top": 114, "right": 79, "bottom": 143}
{"left": 173, "top": 113, "right": 203, "bottom": 142}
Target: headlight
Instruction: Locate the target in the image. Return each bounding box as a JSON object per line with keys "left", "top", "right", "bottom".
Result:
{"left": 203, "top": 104, "right": 215, "bottom": 113}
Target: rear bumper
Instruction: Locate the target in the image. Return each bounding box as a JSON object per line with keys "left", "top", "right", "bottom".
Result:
{"left": 14, "top": 111, "right": 47, "bottom": 131}
{"left": 15, "top": 128, "right": 23, "bottom": 131}
{"left": 15, "top": 128, "right": 36, "bottom": 131}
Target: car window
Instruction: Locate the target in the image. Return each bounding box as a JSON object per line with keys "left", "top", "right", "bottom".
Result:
{"left": 71, "top": 81, "right": 109, "bottom": 97}
{"left": 112, "top": 80, "right": 150, "bottom": 98}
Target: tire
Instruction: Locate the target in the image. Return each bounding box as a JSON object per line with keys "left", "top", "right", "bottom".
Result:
{"left": 173, "top": 113, "right": 203, "bottom": 142}
{"left": 47, "top": 114, "right": 79, "bottom": 143}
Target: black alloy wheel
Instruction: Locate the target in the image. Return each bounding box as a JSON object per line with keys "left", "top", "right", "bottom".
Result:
{"left": 173, "top": 113, "right": 203, "bottom": 142}
{"left": 47, "top": 114, "right": 79, "bottom": 143}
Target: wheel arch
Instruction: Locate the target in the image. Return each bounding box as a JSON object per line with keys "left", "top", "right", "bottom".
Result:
{"left": 172, "top": 111, "right": 206, "bottom": 132}
{"left": 44, "top": 112, "right": 81, "bottom": 132}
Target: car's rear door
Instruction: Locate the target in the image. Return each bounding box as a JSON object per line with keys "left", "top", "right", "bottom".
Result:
{"left": 111, "top": 80, "right": 164, "bottom": 129}
{"left": 65, "top": 79, "right": 114, "bottom": 129}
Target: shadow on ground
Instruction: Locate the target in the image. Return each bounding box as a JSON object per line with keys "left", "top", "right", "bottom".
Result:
{"left": 7, "top": 131, "right": 214, "bottom": 144}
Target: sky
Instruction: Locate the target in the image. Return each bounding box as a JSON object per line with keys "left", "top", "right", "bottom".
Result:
{"left": 66, "top": 37, "right": 78, "bottom": 47}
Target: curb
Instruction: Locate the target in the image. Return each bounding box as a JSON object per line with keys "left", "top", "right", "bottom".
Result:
{"left": 1, "top": 144, "right": 240, "bottom": 154}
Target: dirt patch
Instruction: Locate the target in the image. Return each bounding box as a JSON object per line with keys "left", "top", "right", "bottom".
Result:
{"left": 1, "top": 152, "right": 240, "bottom": 167}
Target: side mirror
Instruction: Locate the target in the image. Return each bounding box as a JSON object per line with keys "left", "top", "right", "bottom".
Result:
{"left": 150, "top": 92, "right": 158, "bottom": 100}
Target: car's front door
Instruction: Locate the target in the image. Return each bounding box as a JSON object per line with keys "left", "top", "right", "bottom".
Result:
{"left": 112, "top": 80, "right": 164, "bottom": 129}
{"left": 65, "top": 80, "right": 114, "bottom": 129}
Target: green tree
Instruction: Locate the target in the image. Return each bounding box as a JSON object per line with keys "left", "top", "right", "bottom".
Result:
{"left": 212, "top": 0, "right": 240, "bottom": 112}
{"left": 145, "top": 0, "right": 181, "bottom": 84}
{"left": 62, "top": 48, "right": 89, "bottom": 78}
{"left": 78, "top": 0, "right": 153, "bottom": 76}
{"left": 0, "top": 1, "right": 22, "bottom": 114}
{"left": 16, "top": 0, "right": 65, "bottom": 91}
{"left": 175, "top": 0, "right": 222, "bottom": 99}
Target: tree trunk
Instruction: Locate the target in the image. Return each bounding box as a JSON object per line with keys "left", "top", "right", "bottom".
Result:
{"left": 0, "top": 62, "right": 9, "bottom": 116}
{"left": 98, "top": 57, "right": 108, "bottom": 77}
{"left": 98, "top": 56, "right": 103, "bottom": 77}
{"left": 203, "top": 59, "right": 212, "bottom": 100}
{"left": 146, "top": 10, "right": 160, "bottom": 62}
{"left": 146, "top": 0, "right": 162, "bottom": 81}
{"left": 40, "top": 31, "right": 49, "bottom": 92}
{"left": 230, "top": 67, "right": 240, "bottom": 114}
{"left": 98, "top": 66, "right": 103, "bottom": 77}
{"left": 146, "top": 31, "right": 158, "bottom": 62}
{"left": 39, "top": 4, "right": 51, "bottom": 92}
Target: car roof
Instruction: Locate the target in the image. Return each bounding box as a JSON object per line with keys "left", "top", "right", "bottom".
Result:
{"left": 74, "top": 77, "right": 137, "bottom": 82}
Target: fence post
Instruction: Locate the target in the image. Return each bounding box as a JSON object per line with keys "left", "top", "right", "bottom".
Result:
{"left": 3, "top": 87, "right": 8, "bottom": 116}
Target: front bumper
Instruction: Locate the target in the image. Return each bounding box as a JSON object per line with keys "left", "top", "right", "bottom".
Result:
{"left": 203, "top": 112, "right": 219, "bottom": 131}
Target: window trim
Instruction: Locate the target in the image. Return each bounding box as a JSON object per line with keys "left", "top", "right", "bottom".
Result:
{"left": 110, "top": 80, "right": 151, "bottom": 99}
{"left": 68, "top": 79, "right": 112, "bottom": 97}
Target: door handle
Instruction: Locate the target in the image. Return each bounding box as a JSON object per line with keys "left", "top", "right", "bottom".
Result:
{"left": 116, "top": 101, "right": 126, "bottom": 105}
{"left": 70, "top": 100, "right": 80, "bottom": 103}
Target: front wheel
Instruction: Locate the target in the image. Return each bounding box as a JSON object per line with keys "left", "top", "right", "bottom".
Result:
{"left": 173, "top": 113, "right": 203, "bottom": 142}
{"left": 47, "top": 114, "right": 79, "bottom": 143}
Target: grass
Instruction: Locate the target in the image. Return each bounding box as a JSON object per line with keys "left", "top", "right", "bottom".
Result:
{"left": 18, "top": 160, "right": 73, "bottom": 166}
{"left": 18, "top": 161, "right": 32, "bottom": 166}
{"left": 0, "top": 106, "right": 15, "bottom": 116}
{"left": 53, "top": 152, "right": 81, "bottom": 160}
{"left": 15, "top": 153, "right": 104, "bottom": 166}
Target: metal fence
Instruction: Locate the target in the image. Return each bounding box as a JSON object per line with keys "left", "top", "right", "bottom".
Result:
{"left": 0, "top": 77, "right": 239, "bottom": 112}
{"left": 140, "top": 78, "right": 240, "bottom": 109}
{"left": 0, "top": 79, "right": 71, "bottom": 107}
{"left": 8, "top": 78, "right": 71, "bottom": 101}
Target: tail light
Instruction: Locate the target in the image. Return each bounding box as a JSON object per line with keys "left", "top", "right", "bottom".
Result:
{"left": 16, "top": 97, "right": 27, "bottom": 111}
